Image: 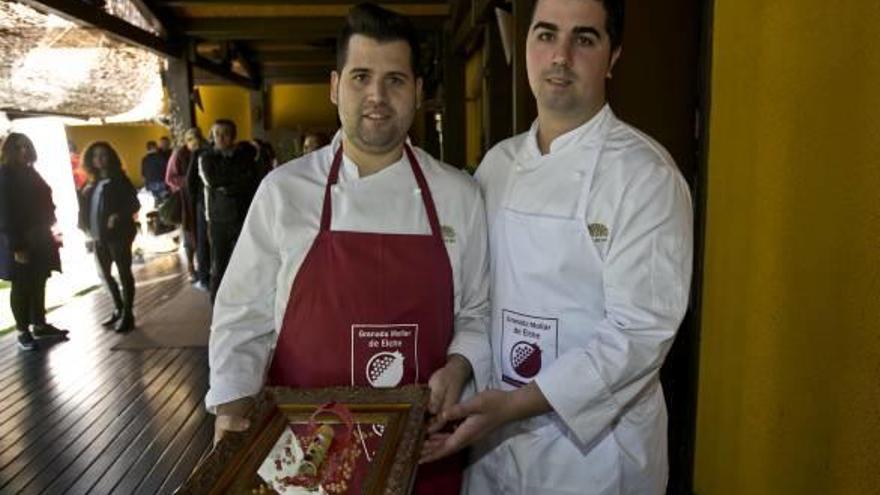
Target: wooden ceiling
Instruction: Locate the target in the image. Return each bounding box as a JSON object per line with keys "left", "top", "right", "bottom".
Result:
{"left": 16, "top": 0, "right": 510, "bottom": 93}
{"left": 169, "top": 0, "right": 450, "bottom": 85}
{"left": 18, "top": 0, "right": 463, "bottom": 88}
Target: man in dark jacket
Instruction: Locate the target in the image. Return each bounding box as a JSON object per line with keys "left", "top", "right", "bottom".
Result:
{"left": 197, "top": 120, "right": 262, "bottom": 301}
{"left": 141, "top": 140, "right": 168, "bottom": 201}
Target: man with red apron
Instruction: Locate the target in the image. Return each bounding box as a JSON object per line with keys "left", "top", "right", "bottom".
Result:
{"left": 206, "top": 4, "right": 491, "bottom": 494}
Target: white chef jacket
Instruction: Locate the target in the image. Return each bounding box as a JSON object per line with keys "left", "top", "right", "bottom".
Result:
{"left": 206, "top": 132, "right": 491, "bottom": 412}
{"left": 465, "top": 105, "right": 693, "bottom": 495}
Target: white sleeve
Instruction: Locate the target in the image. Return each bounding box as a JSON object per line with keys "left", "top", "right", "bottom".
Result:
{"left": 445, "top": 187, "right": 492, "bottom": 393}
{"left": 205, "top": 179, "right": 279, "bottom": 413}
{"left": 535, "top": 163, "right": 693, "bottom": 445}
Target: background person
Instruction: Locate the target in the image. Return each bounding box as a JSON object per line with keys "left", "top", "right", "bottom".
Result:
{"left": 302, "top": 131, "right": 328, "bottom": 155}
{"left": 140, "top": 140, "right": 168, "bottom": 201}
{"left": 157, "top": 136, "right": 172, "bottom": 164}
{"left": 79, "top": 142, "right": 141, "bottom": 333}
{"left": 0, "top": 133, "right": 69, "bottom": 351}
{"left": 197, "top": 120, "right": 262, "bottom": 302}
{"left": 166, "top": 127, "right": 206, "bottom": 282}
{"left": 186, "top": 131, "right": 212, "bottom": 291}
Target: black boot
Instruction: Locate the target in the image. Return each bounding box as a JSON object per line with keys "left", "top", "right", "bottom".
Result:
{"left": 17, "top": 328, "right": 38, "bottom": 351}
{"left": 102, "top": 309, "right": 122, "bottom": 327}
{"left": 114, "top": 312, "right": 135, "bottom": 333}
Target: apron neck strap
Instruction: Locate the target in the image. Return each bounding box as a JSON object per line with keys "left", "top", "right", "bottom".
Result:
{"left": 319, "top": 147, "right": 344, "bottom": 232}
{"left": 320, "top": 144, "right": 444, "bottom": 240}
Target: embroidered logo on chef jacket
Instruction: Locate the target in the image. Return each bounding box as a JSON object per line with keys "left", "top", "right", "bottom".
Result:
{"left": 351, "top": 324, "right": 419, "bottom": 388}
{"left": 588, "top": 223, "right": 609, "bottom": 242}
{"left": 501, "top": 310, "right": 558, "bottom": 387}
{"left": 441, "top": 225, "right": 456, "bottom": 244}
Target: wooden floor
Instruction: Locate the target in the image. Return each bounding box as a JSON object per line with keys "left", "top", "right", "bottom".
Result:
{"left": 0, "top": 254, "right": 212, "bottom": 495}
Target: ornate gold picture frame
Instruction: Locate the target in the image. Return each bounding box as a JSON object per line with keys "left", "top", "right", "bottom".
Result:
{"left": 178, "top": 385, "right": 430, "bottom": 495}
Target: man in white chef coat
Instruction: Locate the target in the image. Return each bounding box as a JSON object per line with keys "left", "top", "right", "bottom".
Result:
{"left": 207, "top": 4, "right": 490, "bottom": 491}
{"left": 420, "top": 0, "right": 693, "bottom": 493}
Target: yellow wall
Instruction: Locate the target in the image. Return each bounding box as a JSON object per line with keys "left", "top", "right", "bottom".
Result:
{"left": 695, "top": 2, "right": 880, "bottom": 494}
{"left": 464, "top": 46, "right": 483, "bottom": 171}
{"left": 65, "top": 124, "right": 168, "bottom": 187}
{"left": 66, "top": 85, "right": 254, "bottom": 187}
{"left": 195, "top": 85, "right": 252, "bottom": 141}
{"left": 270, "top": 83, "right": 338, "bottom": 131}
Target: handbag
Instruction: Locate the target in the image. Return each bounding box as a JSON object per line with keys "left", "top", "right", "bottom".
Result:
{"left": 157, "top": 190, "right": 182, "bottom": 225}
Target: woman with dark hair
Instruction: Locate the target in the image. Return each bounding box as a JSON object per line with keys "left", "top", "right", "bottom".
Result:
{"left": 78, "top": 141, "right": 140, "bottom": 333}
{"left": 0, "top": 132, "right": 69, "bottom": 351}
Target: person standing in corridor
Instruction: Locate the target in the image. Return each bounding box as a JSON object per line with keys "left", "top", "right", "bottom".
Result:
{"left": 80, "top": 142, "right": 141, "bottom": 333}
{"left": 422, "top": 1, "right": 694, "bottom": 493}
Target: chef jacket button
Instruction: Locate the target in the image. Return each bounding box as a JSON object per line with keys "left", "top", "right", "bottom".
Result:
{"left": 332, "top": 185, "right": 340, "bottom": 193}
{"left": 413, "top": 187, "right": 421, "bottom": 195}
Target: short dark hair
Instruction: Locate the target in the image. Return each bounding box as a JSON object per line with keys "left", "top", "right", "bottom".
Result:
{"left": 336, "top": 2, "right": 421, "bottom": 76}
{"left": 531, "top": 0, "right": 625, "bottom": 51}
{"left": 146, "top": 140, "right": 157, "bottom": 151}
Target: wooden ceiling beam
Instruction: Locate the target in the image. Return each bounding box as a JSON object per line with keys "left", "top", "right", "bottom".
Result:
{"left": 196, "top": 69, "right": 330, "bottom": 86}
{"left": 165, "top": 0, "right": 446, "bottom": 6}
{"left": 231, "top": 42, "right": 261, "bottom": 81}
{"left": 260, "top": 65, "right": 332, "bottom": 78}
{"left": 129, "top": 0, "right": 168, "bottom": 35}
{"left": 252, "top": 50, "right": 336, "bottom": 64}
{"left": 181, "top": 16, "right": 446, "bottom": 40}
{"left": 18, "top": 0, "right": 180, "bottom": 58}
{"left": 170, "top": 4, "right": 449, "bottom": 18}
{"left": 262, "top": 74, "right": 332, "bottom": 84}
{"left": 18, "top": 2, "right": 265, "bottom": 91}
{"left": 193, "top": 55, "right": 261, "bottom": 89}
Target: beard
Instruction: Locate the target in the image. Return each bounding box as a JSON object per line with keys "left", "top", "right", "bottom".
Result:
{"left": 339, "top": 98, "right": 413, "bottom": 154}
{"left": 353, "top": 117, "right": 401, "bottom": 152}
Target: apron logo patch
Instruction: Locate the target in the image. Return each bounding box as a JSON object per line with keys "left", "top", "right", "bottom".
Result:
{"left": 366, "top": 351, "right": 405, "bottom": 387}
{"left": 501, "top": 310, "right": 558, "bottom": 388}
{"left": 588, "top": 223, "right": 609, "bottom": 242}
{"left": 441, "top": 225, "right": 456, "bottom": 243}
{"left": 510, "top": 341, "right": 542, "bottom": 378}
{"left": 351, "top": 324, "right": 419, "bottom": 387}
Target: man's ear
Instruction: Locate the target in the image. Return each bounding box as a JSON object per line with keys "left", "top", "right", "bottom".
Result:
{"left": 607, "top": 47, "right": 622, "bottom": 79}
{"left": 330, "top": 70, "right": 340, "bottom": 106}
{"left": 416, "top": 77, "right": 423, "bottom": 110}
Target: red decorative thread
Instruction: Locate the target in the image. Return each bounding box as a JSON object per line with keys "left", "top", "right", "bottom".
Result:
{"left": 279, "top": 402, "right": 360, "bottom": 493}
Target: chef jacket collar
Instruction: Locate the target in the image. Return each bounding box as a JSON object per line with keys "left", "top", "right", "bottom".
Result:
{"left": 519, "top": 104, "right": 613, "bottom": 163}
{"left": 330, "top": 130, "right": 412, "bottom": 182}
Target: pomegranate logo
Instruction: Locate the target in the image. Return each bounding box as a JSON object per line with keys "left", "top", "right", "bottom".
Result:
{"left": 510, "top": 341, "right": 542, "bottom": 378}
{"left": 366, "top": 351, "right": 404, "bottom": 387}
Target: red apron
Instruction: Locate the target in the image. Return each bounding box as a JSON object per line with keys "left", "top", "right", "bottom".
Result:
{"left": 268, "top": 145, "right": 463, "bottom": 494}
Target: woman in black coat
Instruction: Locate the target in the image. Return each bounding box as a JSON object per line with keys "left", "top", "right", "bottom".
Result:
{"left": 0, "top": 133, "right": 68, "bottom": 351}
{"left": 78, "top": 142, "right": 140, "bottom": 333}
